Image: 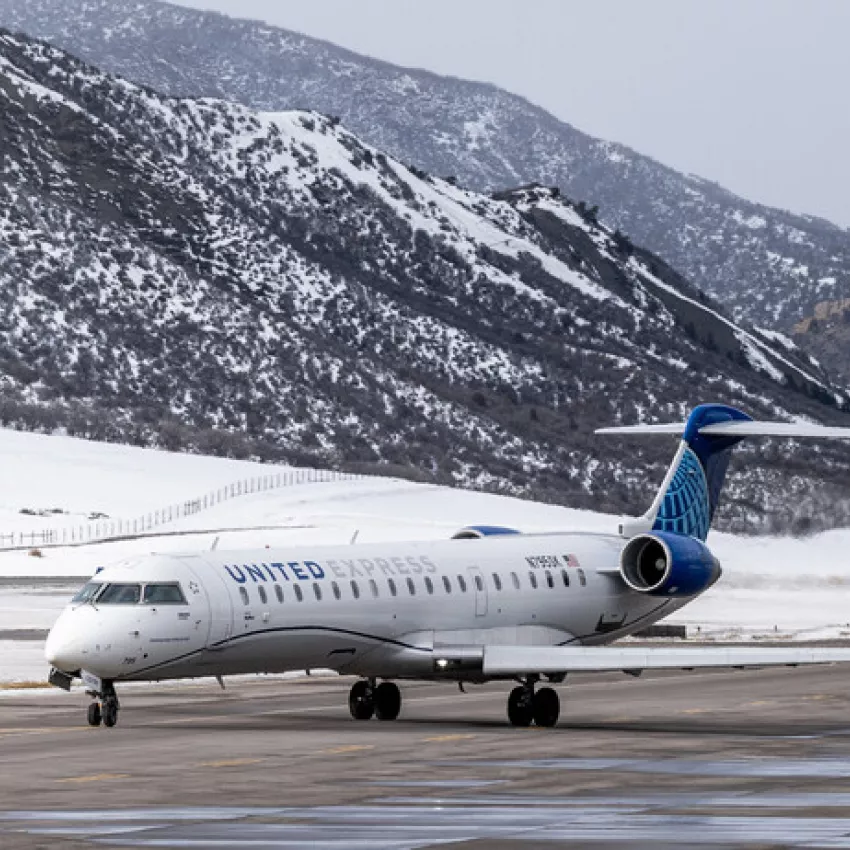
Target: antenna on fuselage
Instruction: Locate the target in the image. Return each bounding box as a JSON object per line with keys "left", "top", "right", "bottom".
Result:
{"left": 211, "top": 536, "right": 220, "bottom": 551}
{"left": 350, "top": 530, "right": 360, "bottom": 544}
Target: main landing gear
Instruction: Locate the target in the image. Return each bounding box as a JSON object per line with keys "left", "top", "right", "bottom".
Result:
{"left": 87, "top": 681, "right": 120, "bottom": 728}
{"left": 349, "top": 680, "right": 402, "bottom": 721}
{"left": 507, "top": 678, "right": 560, "bottom": 728}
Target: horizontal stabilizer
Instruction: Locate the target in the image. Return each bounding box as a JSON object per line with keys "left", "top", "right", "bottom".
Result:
{"left": 596, "top": 423, "right": 686, "bottom": 435}
{"left": 699, "top": 421, "right": 850, "bottom": 439}
{"left": 482, "top": 645, "right": 850, "bottom": 676}
{"left": 596, "top": 421, "right": 850, "bottom": 439}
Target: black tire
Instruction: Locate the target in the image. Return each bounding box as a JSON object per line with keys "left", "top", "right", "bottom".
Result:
{"left": 102, "top": 700, "right": 118, "bottom": 728}
{"left": 532, "top": 687, "right": 560, "bottom": 728}
{"left": 87, "top": 702, "right": 102, "bottom": 727}
{"left": 374, "top": 682, "right": 402, "bottom": 721}
{"left": 349, "top": 680, "right": 374, "bottom": 720}
{"left": 507, "top": 686, "right": 533, "bottom": 727}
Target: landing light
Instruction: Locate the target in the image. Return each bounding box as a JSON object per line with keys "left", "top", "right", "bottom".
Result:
{"left": 436, "top": 659, "right": 449, "bottom": 669}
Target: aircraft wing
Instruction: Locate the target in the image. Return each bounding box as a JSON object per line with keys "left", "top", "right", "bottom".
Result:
{"left": 481, "top": 645, "right": 850, "bottom": 676}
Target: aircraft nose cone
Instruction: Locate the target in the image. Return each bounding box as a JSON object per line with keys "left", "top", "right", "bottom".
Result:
{"left": 45, "top": 616, "right": 83, "bottom": 673}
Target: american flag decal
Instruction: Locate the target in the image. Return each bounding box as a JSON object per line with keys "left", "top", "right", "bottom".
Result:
{"left": 564, "top": 554, "right": 580, "bottom": 568}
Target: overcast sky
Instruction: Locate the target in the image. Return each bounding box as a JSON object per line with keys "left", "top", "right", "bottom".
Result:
{"left": 173, "top": 0, "right": 850, "bottom": 227}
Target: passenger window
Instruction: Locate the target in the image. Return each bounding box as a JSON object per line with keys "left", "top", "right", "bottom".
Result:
{"left": 442, "top": 576, "right": 452, "bottom": 593}
{"left": 529, "top": 571, "right": 538, "bottom": 590}
{"left": 313, "top": 583, "right": 322, "bottom": 601}
{"left": 492, "top": 573, "right": 502, "bottom": 591}
{"left": 143, "top": 583, "right": 188, "bottom": 604}
{"left": 474, "top": 574, "right": 484, "bottom": 591}
{"left": 332, "top": 581, "right": 341, "bottom": 600}
{"left": 258, "top": 586, "right": 268, "bottom": 604}
{"left": 275, "top": 585, "right": 284, "bottom": 603}
{"left": 388, "top": 578, "right": 397, "bottom": 597}
{"left": 239, "top": 587, "right": 249, "bottom": 605}
{"left": 97, "top": 583, "right": 141, "bottom": 605}
{"left": 72, "top": 582, "right": 102, "bottom": 604}
{"left": 369, "top": 579, "right": 379, "bottom": 598}
{"left": 561, "top": 569, "right": 570, "bottom": 588}
{"left": 351, "top": 580, "right": 360, "bottom": 600}
{"left": 424, "top": 576, "right": 434, "bottom": 594}
{"left": 294, "top": 584, "right": 303, "bottom": 602}
{"left": 457, "top": 575, "right": 467, "bottom": 592}
{"left": 545, "top": 570, "right": 554, "bottom": 589}
{"left": 406, "top": 577, "right": 416, "bottom": 595}
{"left": 511, "top": 572, "right": 520, "bottom": 590}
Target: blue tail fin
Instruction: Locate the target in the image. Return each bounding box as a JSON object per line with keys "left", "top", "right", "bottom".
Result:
{"left": 598, "top": 403, "right": 850, "bottom": 541}
{"left": 650, "top": 404, "right": 751, "bottom": 540}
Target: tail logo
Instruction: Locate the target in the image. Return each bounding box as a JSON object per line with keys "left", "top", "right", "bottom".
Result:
{"left": 652, "top": 447, "right": 710, "bottom": 540}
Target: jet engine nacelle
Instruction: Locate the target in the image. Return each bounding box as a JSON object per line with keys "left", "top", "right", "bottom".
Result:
{"left": 620, "top": 531, "right": 720, "bottom": 597}
{"left": 451, "top": 525, "right": 521, "bottom": 540}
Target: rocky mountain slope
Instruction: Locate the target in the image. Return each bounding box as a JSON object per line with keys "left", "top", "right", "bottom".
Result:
{"left": 794, "top": 300, "right": 850, "bottom": 382}
{"left": 2, "top": 29, "right": 850, "bottom": 532}
{"left": 1, "top": 0, "right": 848, "bottom": 338}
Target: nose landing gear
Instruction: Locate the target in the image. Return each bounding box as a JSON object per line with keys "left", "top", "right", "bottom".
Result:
{"left": 102, "top": 695, "right": 119, "bottom": 728}
{"left": 86, "top": 681, "right": 120, "bottom": 729}
{"left": 348, "top": 680, "right": 402, "bottom": 721}
{"left": 507, "top": 678, "right": 560, "bottom": 728}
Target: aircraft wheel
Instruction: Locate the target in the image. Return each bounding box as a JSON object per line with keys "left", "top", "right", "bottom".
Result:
{"left": 102, "top": 698, "right": 119, "bottom": 728}
{"left": 349, "top": 680, "right": 375, "bottom": 720}
{"left": 87, "top": 702, "right": 102, "bottom": 727}
{"left": 507, "top": 685, "right": 533, "bottom": 727}
{"left": 532, "top": 686, "right": 560, "bottom": 728}
{"left": 374, "top": 682, "right": 402, "bottom": 721}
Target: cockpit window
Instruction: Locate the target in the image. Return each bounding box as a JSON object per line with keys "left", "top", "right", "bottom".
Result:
{"left": 143, "top": 583, "right": 188, "bottom": 605}
{"left": 71, "top": 582, "right": 103, "bottom": 604}
{"left": 97, "top": 583, "right": 142, "bottom": 605}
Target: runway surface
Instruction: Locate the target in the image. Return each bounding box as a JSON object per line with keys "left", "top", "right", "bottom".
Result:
{"left": 3, "top": 665, "right": 850, "bottom": 848}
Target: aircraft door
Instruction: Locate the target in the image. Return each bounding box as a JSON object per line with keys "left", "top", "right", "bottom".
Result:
{"left": 468, "top": 567, "right": 488, "bottom": 617}
{"left": 186, "top": 557, "right": 234, "bottom": 648}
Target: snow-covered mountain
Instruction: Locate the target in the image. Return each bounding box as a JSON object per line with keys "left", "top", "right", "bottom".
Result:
{"left": 1, "top": 0, "right": 847, "bottom": 337}
{"left": 1, "top": 29, "right": 850, "bottom": 531}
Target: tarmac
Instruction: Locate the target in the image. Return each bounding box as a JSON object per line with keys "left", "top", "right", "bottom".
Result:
{"left": 3, "top": 664, "right": 850, "bottom": 848}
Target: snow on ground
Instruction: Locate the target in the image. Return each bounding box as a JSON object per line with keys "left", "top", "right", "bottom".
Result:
{"left": 0, "top": 641, "right": 52, "bottom": 685}
{"left": 2, "top": 427, "right": 850, "bottom": 683}
{"left": 0, "top": 583, "right": 74, "bottom": 630}
{"left": 0, "top": 475, "right": 615, "bottom": 576}
{"left": 676, "top": 531, "right": 850, "bottom": 640}
{"left": 0, "top": 426, "right": 281, "bottom": 531}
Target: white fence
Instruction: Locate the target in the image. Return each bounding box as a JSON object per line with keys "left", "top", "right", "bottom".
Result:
{"left": 0, "top": 468, "right": 364, "bottom": 551}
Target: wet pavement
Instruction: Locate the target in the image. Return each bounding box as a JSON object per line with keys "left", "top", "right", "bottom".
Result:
{"left": 5, "top": 794, "right": 850, "bottom": 848}
{"left": 3, "top": 665, "right": 850, "bottom": 847}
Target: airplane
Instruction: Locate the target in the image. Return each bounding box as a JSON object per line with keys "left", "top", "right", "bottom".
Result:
{"left": 44, "top": 403, "right": 850, "bottom": 729}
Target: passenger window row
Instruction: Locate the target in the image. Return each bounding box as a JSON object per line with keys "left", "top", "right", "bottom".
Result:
{"left": 237, "top": 564, "right": 584, "bottom": 606}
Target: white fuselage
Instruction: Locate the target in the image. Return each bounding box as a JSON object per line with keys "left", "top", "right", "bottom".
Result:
{"left": 45, "top": 533, "right": 694, "bottom": 683}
